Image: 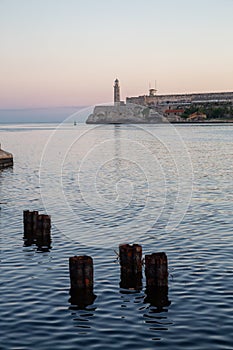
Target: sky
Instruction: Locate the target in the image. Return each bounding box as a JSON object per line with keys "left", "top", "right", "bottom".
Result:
{"left": 1, "top": 0, "right": 233, "bottom": 111}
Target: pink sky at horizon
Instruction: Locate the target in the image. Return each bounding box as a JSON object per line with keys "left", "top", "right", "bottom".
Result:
{"left": 1, "top": 0, "right": 233, "bottom": 109}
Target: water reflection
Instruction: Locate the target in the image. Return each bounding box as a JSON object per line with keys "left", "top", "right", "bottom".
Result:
{"left": 119, "top": 288, "right": 172, "bottom": 342}
{"left": 144, "top": 309, "right": 173, "bottom": 340}
{"left": 70, "top": 308, "right": 96, "bottom": 333}
{"left": 23, "top": 230, "right": 52, "bottom": 252}
{"left": 69, "top": 288, "right": 97, "bottom": 310}
{"left": 144, "top": 286, "right": 171, "bottom": 312}
{"left": 69, "top": 290, "right": 97, "bottom": 333}
{"left": 143, "top": 285, "right": 172, "bottom": 341}
{"left": 0, "top": 166, "right": 13, "bottom": 174}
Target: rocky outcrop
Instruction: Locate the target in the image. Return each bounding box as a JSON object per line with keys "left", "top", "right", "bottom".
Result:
{"left": 86, "top": 104, "right": 166, "bottom": 124}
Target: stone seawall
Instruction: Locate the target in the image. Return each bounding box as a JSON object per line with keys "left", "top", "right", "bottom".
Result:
{"left": 0, "top": 144, "right": 13, "bottom": 168}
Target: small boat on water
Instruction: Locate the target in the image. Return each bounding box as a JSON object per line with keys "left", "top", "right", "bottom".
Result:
{"left": 0, "top": 143, "right": 13, "bottom": 168}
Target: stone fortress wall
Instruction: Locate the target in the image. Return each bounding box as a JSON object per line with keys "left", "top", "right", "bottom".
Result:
{"left": 126, "top": 91, "right": 233, "bottom": 107}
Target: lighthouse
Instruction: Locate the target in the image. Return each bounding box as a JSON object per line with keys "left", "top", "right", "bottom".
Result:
{"left": 114, "top": 78, "right": 120, "bottom": 105}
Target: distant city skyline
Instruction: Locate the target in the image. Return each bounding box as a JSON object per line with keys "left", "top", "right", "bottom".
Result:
{"left": 1, "top": 0, "right": 233, "bottom": 110}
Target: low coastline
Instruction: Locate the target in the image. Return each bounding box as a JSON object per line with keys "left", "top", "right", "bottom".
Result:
{"left": 86, "top": 105, "right": 233, "bottom": 125}
{"left": 171, "top": 118, "right": 233, "bottom": 124}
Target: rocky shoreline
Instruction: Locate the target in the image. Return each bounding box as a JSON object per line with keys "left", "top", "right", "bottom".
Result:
{"left": 86, "top": 105, "right": 166, "bottom": 124}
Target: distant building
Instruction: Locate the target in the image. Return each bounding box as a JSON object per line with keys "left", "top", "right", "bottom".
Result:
{"left": 164, "top": 108, "right": 185, "bottom": 116}
{"left": 149, "top": 88, "right": 157, "bottom": 96}
{"left": 164, "top": 108, "right": 184, "bottom": 122}
{"left": 187, "top": 112, "right": 207, "bottom": 121}
{"left": 126, "top": 89, "right": 233, "bottom": 107}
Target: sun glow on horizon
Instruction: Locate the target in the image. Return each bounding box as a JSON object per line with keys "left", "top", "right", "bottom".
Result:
{"left": 0, "top": 0, "right": 233, "bottom": 109}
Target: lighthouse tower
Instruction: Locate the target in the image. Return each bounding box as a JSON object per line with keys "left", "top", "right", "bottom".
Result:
{"left": 114, "top": 78, "right": 120, "bottom": 105}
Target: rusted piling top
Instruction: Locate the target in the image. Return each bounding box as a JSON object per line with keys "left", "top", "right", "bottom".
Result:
{"left": 0, "top": 143, "right": 13, "bottom": 168}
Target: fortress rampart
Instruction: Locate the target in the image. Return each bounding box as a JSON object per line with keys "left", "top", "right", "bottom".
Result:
{"left": 126, "top": 91, "right": 233, "bottom": 106}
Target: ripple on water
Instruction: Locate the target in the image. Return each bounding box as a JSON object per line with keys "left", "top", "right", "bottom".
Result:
{"left": 0, "top": 124, "right": 233, "bottom": 349}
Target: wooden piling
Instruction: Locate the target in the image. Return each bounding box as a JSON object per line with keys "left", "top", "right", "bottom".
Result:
{"left": 119, "top": 244, "right": 142, "bottom": 290}
{"left": 69, "top": 256, "right": 96, "bottom": 308}
{"left": 144, "top": 252, "right": 170, "bottom": 310}
{"left": 145, "top": 252, "right": 168, "bottom": 287}
{"left": 69, "top": 256, "right": 94, "bottom": 290}
{"left": 36, "top": 214, "right": 51, "bottom": 250}
{"left": 32, "top": 211, "right": 38, "bottom": 233}
{"left": 23, "top": 210, "right": 51, "bottom": 250}
{"left": 23, "top": 210, "right": 34, "bottom": 235}
{"left": 23, "top": 210, "right": 34, "bottom": 245}
{"left": 36, "top": 214, "right": 51, "bottom": 236}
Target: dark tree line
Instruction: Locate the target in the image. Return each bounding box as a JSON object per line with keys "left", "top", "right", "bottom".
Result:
{"left": 181, "top": 103, "right": 233, "bottom": 119}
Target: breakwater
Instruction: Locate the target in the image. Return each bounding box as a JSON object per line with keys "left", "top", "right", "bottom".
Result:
{"left": 0, "top": 143, "right": 13, "bottom": 168}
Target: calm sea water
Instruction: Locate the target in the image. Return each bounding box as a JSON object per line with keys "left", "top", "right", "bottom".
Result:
{"left": 0, "top": 123, "right": 233, "bottom": 350}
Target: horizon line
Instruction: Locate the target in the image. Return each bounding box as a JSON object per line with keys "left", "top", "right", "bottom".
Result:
{"left": 0, "top": 105, "right": 88, "bottom": 112}
{"left": 1, "top": 89, "right": 233, "bottom": 111}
